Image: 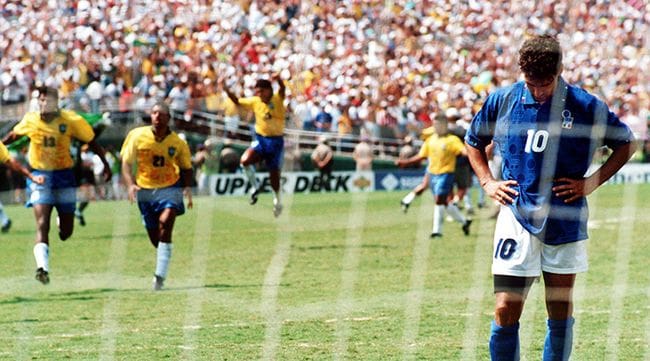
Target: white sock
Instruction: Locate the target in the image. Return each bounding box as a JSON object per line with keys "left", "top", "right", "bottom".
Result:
{"left": 33, "top": 243, "right": 49, "bottom": 271}
{"left": 433, "top": 205, "right": 445, "bottom": 234}
{"left": 243, "top": 165, "right": 259, "bottom": 190}
{"left": 0, "top": 203, "right": 8, "bottom": 225}
{"left": 273, "top": 189, "right": 281, "bottom": 205}
{"left": 402, "top": 191, "right": 416, "bottom": 205}
{"left": 463, "top": 194, "right": 472, "bottom": 209}
{"left": 155, "top": 242, "right": 173, "bottom": 278}
{"left": 446, "top": 203, "right": 467, "bottom": 224}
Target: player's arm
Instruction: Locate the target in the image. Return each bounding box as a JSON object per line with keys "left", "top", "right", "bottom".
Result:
{"left": 222, "top": 81, "right": 240, "bottom": 105}
{"left": 121, "top": 156, "right": 139, "bottom": 203}
{"left": 274, "top": 73, "right": 285, "bottom": 99}
{"left": 5, "top": 158, "right": 44, "bottom": 184}
{"left": 554, "top": 141, "right": 637, "bottom": 203}
{"left": 87, "top": 139, "right": 112, "bottom": 182}
{"left": 466, "top": 141, "right": 518, "bottom": 205}
{"left": 2, "top": 131, "right": 21, "bottom": 145}
{"left": 181, "top": 168, "right": 193, "bottom": 209}
{"left": 395, "top": 154, "right": 425, "bottom": 168}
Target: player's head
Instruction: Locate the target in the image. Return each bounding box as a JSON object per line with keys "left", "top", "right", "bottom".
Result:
{"left": 433, "top": 113, "right": 449, "bottom": 135}
{"left": 254, "top": 79, "right": 273, "bottom": 103}
{"left": 150, "top": 101, "right": 171, "bottom": 130}
{"left": 36, "top": 85, "right": 59, "bottom": 115}
{"left": 518, "top": 35, "right": 563, "bottom": 103}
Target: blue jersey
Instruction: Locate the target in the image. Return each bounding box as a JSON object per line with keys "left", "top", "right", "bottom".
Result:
{"left": 466, "top": 78, "right": 633, "bottom": 245}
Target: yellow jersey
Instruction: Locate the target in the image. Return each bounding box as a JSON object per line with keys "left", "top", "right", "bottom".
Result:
{"left": 238, "top": 94, "right": 285, "bottom": 137}
{"left": 418, "top": 133, "right": 465, "bottom": 175}
{"left": 0, "top": 142, "right": 10, "bottom": 164}
{"left": 120, "top": 126, "right": 192, "bottom": 189}
{"left": 13, "top": 110, "right": 95, "bottom": 170}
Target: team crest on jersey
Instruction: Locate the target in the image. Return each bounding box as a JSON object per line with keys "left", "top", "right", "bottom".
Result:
{"left": 561, "top": 110, "right": 573, "bottom": 129}
{"left": 59, "top": 124, "right": 67, "bottom": 133}
{"left": 168, "top": 147, "right": 176, "bottom": 157}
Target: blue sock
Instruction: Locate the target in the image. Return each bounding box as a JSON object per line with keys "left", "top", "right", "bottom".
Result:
{"left": 543, "top": 317, "right": 574, "bottom": 361}
{"left": 489, "top": 320, "right": 520, "bottom": 361}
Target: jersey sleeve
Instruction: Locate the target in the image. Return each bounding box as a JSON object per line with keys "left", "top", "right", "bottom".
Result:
{"left": 64, "top": 110, "right": 95, "bottom": 143}
{"left": 238, "top": 96, "right": 258, "bottom": 109}
{"left": 418, "top": 139, "right": 429, "bottom": 158}
{"left": 465, "top": 91, "right": 500, "bottom": 149}
{"left": 599, "top": 101, "right": 635, "bottom": 149}
{"left": 0, "top": 142, "right": 10, "bottom": 164}
{"left": 120, "top": 129, "right": 137, "bottom": 164}
{"left": 13, "top": 112, "right": 37, "bottom": 136}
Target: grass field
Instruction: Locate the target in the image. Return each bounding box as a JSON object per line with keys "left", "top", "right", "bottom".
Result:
{"left": 0, "top": 184, "right": 648, "bottom": 360}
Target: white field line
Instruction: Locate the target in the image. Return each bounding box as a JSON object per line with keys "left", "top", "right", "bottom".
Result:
{"left": 181, "top": 199, "right": 214, "bottom": 360}
{"left": 260, "top": 194, "right": 294, "bottom": 361}
{"left": 99, "top": 205, "right": 131, "bottom": 361}
{"left": 645, "top": 282, "right": 650, "bottom": 361}
{"left": 459, "top": 214, "right": 492, "bottom": 361}
{"left": 401, "top": 198, "right": 433, "bottom": 360}
{"left": 333, "top": 191, "right": 369, "bottom": 361}
{"left": 605, "top": 184, "right": 638, "bottom": 361}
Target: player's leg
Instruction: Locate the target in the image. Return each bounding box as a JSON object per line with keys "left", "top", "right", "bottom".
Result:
{"left": 240, "top": 147, "right": 262, "bottom": 204}
{"left": 0, "top": 201, "right": 11, "bottom": 232}
{"left": 542, "top": 272, "right": 576, "bottom": 361}
{"left": 437, "top": 173, "right": 471, "bottom": 234}
{"left": 153, "top": 207, "right": 177, "bottom": 290}
{"left": 539, "top": 240, "right": 586, "bottom": 361}
{"left": 490, "top": 206, "right": 541, "bottom": 360}
{"left": 430, "top": 174, "right": 445, "bottom": 237}
{"left": 265, "top": 137, "right": 285, "bottom": 217}
{"left": 400, "top": 173, "right": 429, "bottom": 213}
{"left": 33, "top": 204, "right": 54, "bottom": 284}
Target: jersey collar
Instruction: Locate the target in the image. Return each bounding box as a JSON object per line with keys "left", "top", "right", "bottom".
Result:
{"left": 521, "top": 77, "right": 567, "bottom": 106}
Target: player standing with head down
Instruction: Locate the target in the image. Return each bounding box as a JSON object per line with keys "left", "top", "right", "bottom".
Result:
{"left": 465, "top": 35, "right": 636, "bottom": 361}
{"left": 223, "top": 75, "right": 286, "bottom": 217}
{"left": 2, "top": 86, "right": 111, "bottom": 285}
{"left": 120, "top": 102, "right": 193, "bottom": 290}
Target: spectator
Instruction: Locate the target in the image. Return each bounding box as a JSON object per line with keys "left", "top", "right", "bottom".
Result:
{"left": 353, "top": 136, "right": 373, "bottom": 171}
{"left": 311, "top": 135, "right": 334, "bottom": 191}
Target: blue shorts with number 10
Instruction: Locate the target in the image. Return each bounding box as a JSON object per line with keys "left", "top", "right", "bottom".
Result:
{"left": 251, "top": 133, "right": 284, "bottom": 170}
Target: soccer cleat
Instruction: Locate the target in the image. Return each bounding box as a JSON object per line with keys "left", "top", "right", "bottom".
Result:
{"left": 249, "top": 188, "right": 259, "bottom": 205}
{"left": 400, "top": 201, "right": 410, "bottom": 213}
{"left": 430, "top": 233, "right": 443, "bottom": 238}
{"left": 462, "top": 220, "right": 472, "bottom": 236}
{"left": 35, "top": 268, "right": 50, "bottom": 285}
{"left": 153, "top": 274, "right": 165, "bottom": 291}
{"left": 273, "top": 203, "right": 283, "bottom": 218}
{"left": 1, "top": 219, "right": 11, "bottom": 233}
{"left": 75, "top": 212, "right": 86, "bottom": 226}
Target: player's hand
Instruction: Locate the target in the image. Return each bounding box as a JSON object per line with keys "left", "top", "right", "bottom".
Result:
{"left": 127, "top": 184, "right": 140, "bottom": 203}
{"left": 553, "top": 177, "right": 589, "bottom": 203}
{"left": 103, "top": 167, "right": 113, "bottom": 183}
{"left": 484, "top": 179, "right": 519, "bottom": 205}
{"left": 183, "top": 187, "right": 193, "bottom": 209}
{"left": 31, "top": 175, "right": 45, "bottom": 185}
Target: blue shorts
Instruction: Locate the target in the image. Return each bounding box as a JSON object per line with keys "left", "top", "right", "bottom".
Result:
{"left": 251, "top": 133, "right": 284, "bottom": 170}
{"left": 429, "top": 173, "right": 455, "bottom": 197}
{"left": 136, "top": 185, "right": 185, "bottom": 230}
{"left": 26, "top": 169, "right": 77, "bottom": 214}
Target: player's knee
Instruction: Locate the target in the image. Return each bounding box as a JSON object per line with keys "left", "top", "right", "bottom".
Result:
{"left": 59, "top": 229, "right": 72, "bottom": 240}
{"left": 494, "top": 302, "right": 522, "bottom": 327}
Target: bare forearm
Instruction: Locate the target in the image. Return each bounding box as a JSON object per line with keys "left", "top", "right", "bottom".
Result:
{"left": 585, "top": 142, "right": 637, "bottom": 189}
{"left": 465, "top": 142, "right": 493, "bottom": 187}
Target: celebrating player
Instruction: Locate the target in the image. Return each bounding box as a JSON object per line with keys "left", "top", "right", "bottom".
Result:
{"left": 223, "top": 75, "right": 286, "bottom": 217}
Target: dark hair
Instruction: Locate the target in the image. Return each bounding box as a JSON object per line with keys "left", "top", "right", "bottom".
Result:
{"left": 36, "top": 85, "right": 58, "bottom": 99}
{"left": 434, "top": 113, "right": 448, "bottom": 125}
{"left": 518, "top": 35, "right": 563, "bottom": 80}
{"left": 151, "top": 100, "right": 170, "bottom": 114}
{"left": 255, "top": 79, "right": 272, "bottom": 90}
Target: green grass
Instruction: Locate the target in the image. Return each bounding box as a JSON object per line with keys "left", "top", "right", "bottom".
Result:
{"left": 0, "top": 184, "right": 648, "bottom": 360}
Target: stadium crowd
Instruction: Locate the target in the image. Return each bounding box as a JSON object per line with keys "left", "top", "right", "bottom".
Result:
{"left": 1, "top": 0, "right": 649, "bottom": 143}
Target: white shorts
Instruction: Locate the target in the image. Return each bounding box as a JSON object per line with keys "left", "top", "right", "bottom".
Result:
{"left": 492, "top": 206, "right": 588, "bottom": 277}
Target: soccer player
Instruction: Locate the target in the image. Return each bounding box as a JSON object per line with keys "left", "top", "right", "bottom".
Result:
{"left": 223, "top": 75, "right": 286, "bottom": 217}
{"left": 2, "top": 86, "right": 111, "bottom": 285}
{"left": 396, "top": 113, "right": 472, "bottom": 237}
{"left": 465, "top": 35, "right": 636, "bottom": 361}
{"left": 120, "top": 102, "right": 193, "bottom": 291}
